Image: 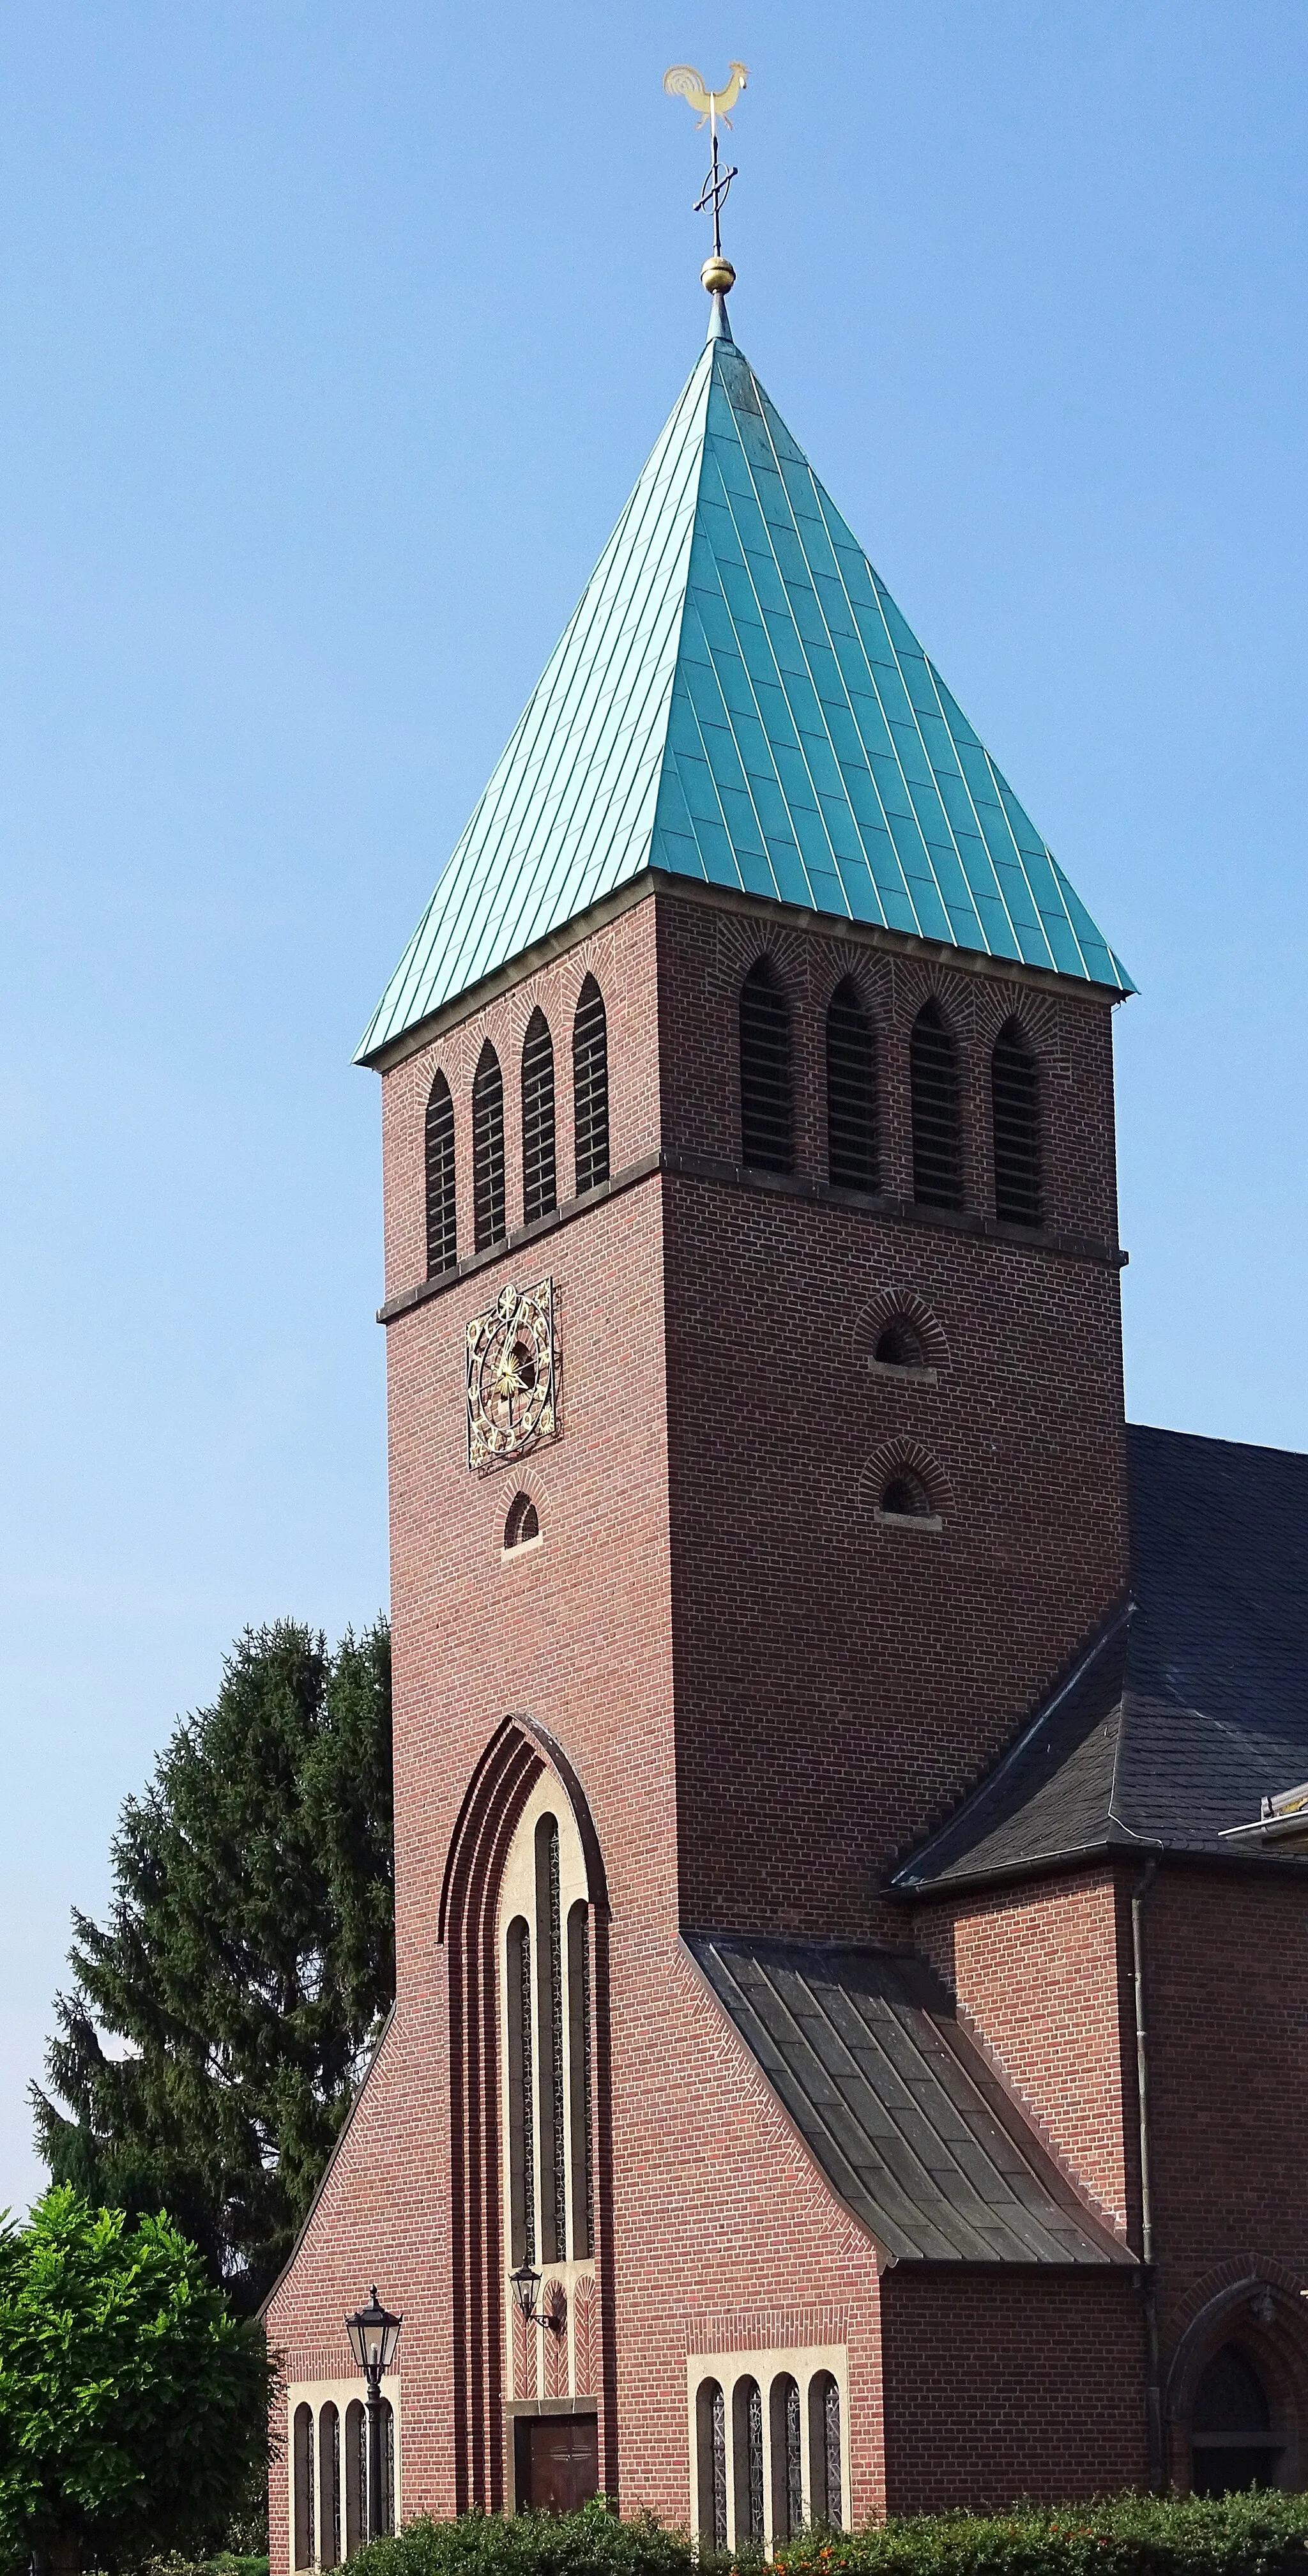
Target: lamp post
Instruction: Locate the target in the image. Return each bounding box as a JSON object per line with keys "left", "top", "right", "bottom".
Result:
{"left": 345, "top": 2287, "right": 403, "bottom": 2541}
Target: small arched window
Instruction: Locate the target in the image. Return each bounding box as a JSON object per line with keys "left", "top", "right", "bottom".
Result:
{"left": 991, "top": 1018, "right": 1042, "bottom": 1226}
{"left": 293, "top": 2403, "right": 315, "bottom": 2571}
{"left": 740, "top": 957, "right": 793, "bottom": 1173}
{"left": 809, "top": 2372, "right": 843, "bottom": 2527}
{"left": 826, "top": 978, "right": 879, "bottom": 1189}
{"left": 424, "top": 1072, "right": 457, "bottom": 1278}
{"left": 911, "top": 999, "right": 962, "bottom": 1208}
{"left": 473, "top": 1042, "right": 506, "bottom": 1251}
{"left": 573, "top": 977, "right": 610, "bottom": 1196}
{"left": 1192, "top": 2344, "right": 1282, "bottom": 2496}
{"left": 881, "top": 1471, "right": 933, "bottom": 1519}
{"left": 875, "top": 1318, "right": 927, "bottom": 1370}
{"left": 504, "top": 1492, "right": 540, "bottom": 1551}
{"left": 733, "top": 2376, "right": 764, "bottom": 2545}
{"left": 318, "top": 2400, "right": 340, "bottom": 2568}
{"left": 696, "top": 2379, "right": 728, "bottom": 2552}
{"left": 521, "top": 1009, "right": 558, "bottom": 1225}
{"left": 770, "top": 2374, "right": 803, "bottom": 2541}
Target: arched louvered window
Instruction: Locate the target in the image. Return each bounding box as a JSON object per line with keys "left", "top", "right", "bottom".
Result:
{"left": 424, "top": 1071, "right": 457, "bottom": 1277}
{"left": 991, "top": 1018, "right": 1042, "bottom": 1226}
{"left": 472, "top": 1042, "right": 506, "bottom": 1251}
{"left": 826, "top": 978, "right": 878, "bottom": 1189}
{"left": 521, "top": 1009, "right": 558, "bottom": 1225}
{"left": 740, "top": 957, "right": 793, "bottom": 1173}
{"left": 910, "top": 999, "right": 962, "bottom": 1208}
{"left": 573, "top": 977, "right": 609, "bottom": 1195}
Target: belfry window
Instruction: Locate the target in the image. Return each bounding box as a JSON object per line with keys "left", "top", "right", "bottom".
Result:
{"left": 424, "top": 1072, "right": 457, "bottom": 1278}
{"left": 473, "top": 1043, "right": 506, "bottom": 1250}
{"left": 573, "top": 977, "right": 610, "bottom": 1196}
{"left": 1191, "top": 2345, "right": 1283, "bottom": 2496}
{"left": 740, "top": 957, "right": 793, "bottom": 1174}
{"left": 826, "top": 978, "right": 879, "bottom": 1190}
{"left": 521, "top": 1009, "right": 558, "bottom": 1225}
{"left": 910, "top": 999, "right": 962, "bottom": 1208}
{"left": 991, "top": 1018, "right": 1042, "bottom": 1226}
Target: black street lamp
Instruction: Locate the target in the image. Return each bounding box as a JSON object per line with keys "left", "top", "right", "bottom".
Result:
{"left": 345, "top": 2286, "right": 403, "bottom": 2540}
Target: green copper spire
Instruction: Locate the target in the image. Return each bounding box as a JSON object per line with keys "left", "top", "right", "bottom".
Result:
{"left": 358, "top": 336, "right": 1129, "bottom": 1063}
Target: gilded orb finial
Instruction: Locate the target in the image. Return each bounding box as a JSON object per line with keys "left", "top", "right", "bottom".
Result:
{"left": 664, "top": 60, "right": 749, "bottom": 309}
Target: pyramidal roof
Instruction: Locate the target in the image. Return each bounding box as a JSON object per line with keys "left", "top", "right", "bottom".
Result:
{"left": 358, "top": 317, "right": 1129, "bottom": 1063}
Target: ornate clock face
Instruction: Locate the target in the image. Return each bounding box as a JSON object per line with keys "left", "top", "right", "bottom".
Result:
{"left": 466, "top": 1279, "right": 558, "bottom": 1470}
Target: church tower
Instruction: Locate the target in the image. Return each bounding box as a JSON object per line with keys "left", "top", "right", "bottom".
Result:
{"left": 266, "top": 264, "right": 1152, "bottom": 2547}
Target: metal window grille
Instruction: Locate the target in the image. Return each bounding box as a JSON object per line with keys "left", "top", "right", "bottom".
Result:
{"left": 567, "top": 1901, "right": 594, "bottom": 2258}
{"left": 740, "top": 958, "right": 793, "bottom": 1173}
{"left": 535, "top": 1816, "right": 567, "bottom": 2264}
{"left": 507, "top": 1917, "right": 535, "bottom": 2265}
{"left": 319, "top": 2404, "right": 340, "bottom": 2569}
{"left": 379, "top": 2399, "right": 395, "bottom": 2536}
{"left": 573, "top": 977, "right": 610, "bottom": 1195}
{"left": 823, "top": 2377, "right": 842, "bottom": 2527}
{"left": 991, "top": 1019, "right": 1042, "bottom": 1225}
{"left": 293, "top": 2406, "right": 314, "bottom": 2570}
{"left": 910, "top": 1000, "right": 962, "bottom": 1208}
{"left": 472, "top": 1043, "right": 506, "bottom": 1250}
{"left": 711, "top": 2385, "right": 727, "bottom": 2549}
{"left": 826, "top": 979, "right": 879, "bottom": 1188}
{"left": 424, "top": 1073, "right": 457, "bottom": 1277}
{"left": 521, "top": 1009, "right": 558, "bottom": 1224}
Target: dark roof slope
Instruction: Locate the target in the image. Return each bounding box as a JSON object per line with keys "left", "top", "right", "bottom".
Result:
{"left": 686, "top": 1932, "right": 1130, "bottom": 2266}
{"left": 894, "top": 1425, "right": 1308, "bottom": 1894}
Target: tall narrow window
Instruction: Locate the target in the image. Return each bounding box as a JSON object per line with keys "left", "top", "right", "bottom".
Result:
{"left": 506, "top": 1917, "right": 535, "bottom": 2266}
{"left": 473, "top": 1043, "right": 506, "bottom": 1250}
{"left": 567, "top": 1900, "right": 594, "bottom": 2258}
{"left": 991, "top": 1018, "right": 1042, "bottom": 1225}
{"left": 809, "top": 2373, "right": 843, "bottom": 2527}
{"left": 770, "top": 2375, "right": 803, "bottom": 2540}
{"left": 535, "top": 1815, "right": 567, "bottom": 2265}
{"left": 319, "top": 2400, "right": 340, "bottom": 2568}
{"left": 696, "top": 2380, "right": 728, "bottom": 2550}
{"left": 573, "top": 977, "right": 610, "bottom": 1195}
{"left": 521, "top": 1009, "right": 558, "bottom": 1224}
{"left": 378, "top": 2399, "right": 395, "bottom": 2534}
{"left": 293, "top": 2404, "right": 315, "bottom": 2570}
{"left": 733, "top": 2377, "right": 765, "bottom": 2544}
{"left": 424, "top": 1072, "right": 457, "bottom": 1276}
{"left": 1192, "top": 2345, "right": 1282, "bottom": 2496}
{"left": 740, "top": 957, "right": 793, "bottom": 1172}
{"left": 910, "top": 999, "right": 962, "bottom": 1208}
{"left": 826, "top": 979, "right": 879, "bottom": 1188}
{"left": 344, "top": 2400, "right": 365, "bottom": 2557}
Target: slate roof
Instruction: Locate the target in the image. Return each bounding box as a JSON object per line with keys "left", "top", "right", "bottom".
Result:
{"left": 687, "top": 1932, "right": 1129, "bottom": 2265}
{"left": 893, "top": 1425, "right": 1308, "bottom": 1894}
{"left": 357, "top": 318, "right": 1130, "bottom": 1063}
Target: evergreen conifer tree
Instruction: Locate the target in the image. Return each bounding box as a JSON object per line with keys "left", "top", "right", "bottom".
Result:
{"left": 31, "top": 1620, "right": 393, "bottom": 2313}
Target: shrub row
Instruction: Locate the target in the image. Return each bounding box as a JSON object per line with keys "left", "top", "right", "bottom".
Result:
{"left": 351, "top": 2496, "right": 1308, "bottom": 2576}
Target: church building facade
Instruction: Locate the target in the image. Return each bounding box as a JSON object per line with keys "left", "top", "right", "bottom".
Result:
{"left": 265, "top": 280, "right": 1308, "bottom": 2554}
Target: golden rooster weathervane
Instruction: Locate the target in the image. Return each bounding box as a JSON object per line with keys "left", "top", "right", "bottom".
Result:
{"left": 663, "top": 60, "right": 749, "bottom": 304}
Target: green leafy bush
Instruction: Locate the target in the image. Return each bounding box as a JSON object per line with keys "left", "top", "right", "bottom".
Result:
{"left": 351, "top": 2496, "right": 1308, "bottom": 2576}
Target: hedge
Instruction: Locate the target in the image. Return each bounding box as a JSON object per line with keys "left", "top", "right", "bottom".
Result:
{"left": 350, "top": 2495, "right": 1308, "bottom": 2576}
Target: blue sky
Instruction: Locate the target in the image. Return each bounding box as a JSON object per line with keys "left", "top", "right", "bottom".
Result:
{"left": 2, "top": 1, "right": 1305, "bottom": 2216}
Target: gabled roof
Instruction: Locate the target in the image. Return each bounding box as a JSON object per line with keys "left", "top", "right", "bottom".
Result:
{"left": 893, "top": 1425, "right": 1308, "bottom": 1895}
{"left": 686, "top": 1932, "right": 1129, "bottom": 2265}
{"left": 357, "top": 321, "right": 1130, "bottom": 1064}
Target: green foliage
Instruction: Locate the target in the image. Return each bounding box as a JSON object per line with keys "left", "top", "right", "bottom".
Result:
{"left": 347, "top": 2497, "right": 1308, "bottom": 2576}
{"left": 0, "top": 2186, "right": 272, "bottom": 2576}
{"left": 32, "top": 1620, "right": 393, "bottom": 2312}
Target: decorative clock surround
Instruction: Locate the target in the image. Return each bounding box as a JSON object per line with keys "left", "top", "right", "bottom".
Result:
{"left": 466, "top": 1279, "right": 559, "bottom": 1471}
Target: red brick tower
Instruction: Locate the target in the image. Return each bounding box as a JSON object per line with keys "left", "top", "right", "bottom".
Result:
{"left": 269, "top": 281, "right": 1308, "bottom": 2554}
